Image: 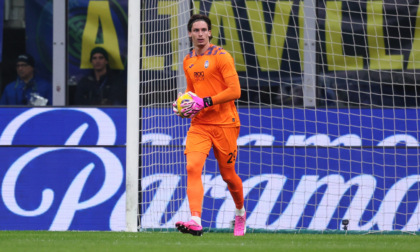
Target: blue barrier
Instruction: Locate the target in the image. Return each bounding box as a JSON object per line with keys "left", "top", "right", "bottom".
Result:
{"left": 0, "top": 107, "right": 419, "bottom": 231}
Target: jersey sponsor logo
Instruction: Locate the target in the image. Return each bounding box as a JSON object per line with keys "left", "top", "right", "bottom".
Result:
{"left": 194, "top": 71, "right": 205, "bottom": 81}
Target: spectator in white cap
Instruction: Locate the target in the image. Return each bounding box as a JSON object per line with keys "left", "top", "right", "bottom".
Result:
{"left": 0, "top": 53, "right": 52, "bottom": 105}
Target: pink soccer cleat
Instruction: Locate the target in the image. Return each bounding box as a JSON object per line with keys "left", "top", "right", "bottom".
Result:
{"left": 175, "top": 219, "right": 203, "bottom": 236}
{"left": 234, "top": 212, "right": 247, "bottom": 236}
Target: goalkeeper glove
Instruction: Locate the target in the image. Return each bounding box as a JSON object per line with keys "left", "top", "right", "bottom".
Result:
{"left": 181, "top": 91, "right": 213, "bottom": 118}
{"left": 172, "top": 92, "right": 182, "bottom": 116}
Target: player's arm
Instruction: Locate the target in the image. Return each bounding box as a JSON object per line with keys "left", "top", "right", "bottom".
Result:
{"left": 189, "top": 75, "right": 239, "bottom": 107}
{"left": 173, "top": 59, "right": 195, "bottom": 116}
{"left": 210, "top": 52, "right": 241, "bottom": 105}
{"left": 188, "top": 52, "right": 240, "bottom": 105}
{"left": 182, "top": 53, "right": 240, "bottom": 117}
{"left": 172, "top": 56, "right": 195, "bottom": 117}
{"left": 209, "top": 75, "right": 240, "bottom": 105}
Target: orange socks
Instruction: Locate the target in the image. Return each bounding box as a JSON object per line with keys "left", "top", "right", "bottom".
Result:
{"left": 186, "top": 152, "right": 244, "bottom": 216}
{"left": 186, "top": 152, "right": 207, "bottom": 214}
{"left": 219, "top": 165, "right": 244, "bottom": 209}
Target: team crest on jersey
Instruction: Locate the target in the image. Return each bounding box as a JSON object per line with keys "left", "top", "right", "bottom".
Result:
{"left": 204, "top": 60, "right": 209, "bottom": 69}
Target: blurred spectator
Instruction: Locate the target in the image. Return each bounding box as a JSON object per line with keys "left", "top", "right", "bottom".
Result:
{"left": 74, "top": 47, "right": 126, "bottom": 105}
{"left": 0, "top": 53, "right": 52, "bottom": 106}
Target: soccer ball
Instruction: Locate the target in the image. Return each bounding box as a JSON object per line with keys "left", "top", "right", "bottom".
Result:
{"left": 177, "top": 92, "right": 193, "bottom": 118}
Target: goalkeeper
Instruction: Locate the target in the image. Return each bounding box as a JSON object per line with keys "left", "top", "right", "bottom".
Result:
{"left": 173, "top": 14, "right": 246, "bottom": 236}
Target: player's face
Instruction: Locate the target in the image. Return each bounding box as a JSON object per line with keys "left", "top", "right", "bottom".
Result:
{"left": 189, "top": 20, "right": 211, "bottom": 49}
{"left": 91, "top": 53, "right": 108, "bottom": 71}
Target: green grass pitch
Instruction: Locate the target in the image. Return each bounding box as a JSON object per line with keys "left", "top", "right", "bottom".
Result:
{"left": 1, "top": 231, "right": 420, "bottom": 252}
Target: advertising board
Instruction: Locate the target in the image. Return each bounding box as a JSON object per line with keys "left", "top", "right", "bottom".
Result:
{"left": 1, "top": 107, "right": 419, "bottom": 231}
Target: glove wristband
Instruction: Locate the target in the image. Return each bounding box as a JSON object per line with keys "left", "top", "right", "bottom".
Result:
{"left": 203, "top": 97, "right": 213, "bottom": 107}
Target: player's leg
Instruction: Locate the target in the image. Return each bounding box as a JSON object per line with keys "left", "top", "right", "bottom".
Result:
{"left": 175, "top": 125, "right": 211, "bottom": 236}
{"left": 212, "top": 126, "right": 246, "bottom": 236}
{"left": 175, "top": 152, "right": 207, "bottom": 236}
{"left": 186, "top": 152, "right": 207, "bottom": 218}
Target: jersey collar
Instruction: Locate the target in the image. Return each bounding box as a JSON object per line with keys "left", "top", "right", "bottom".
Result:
{"left": 192, "top": 44, "right": 215, "bottom": 57}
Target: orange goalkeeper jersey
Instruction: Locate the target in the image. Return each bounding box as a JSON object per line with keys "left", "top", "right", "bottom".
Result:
{"left": 183, "top": 44, "right": 241, "bottom": 127}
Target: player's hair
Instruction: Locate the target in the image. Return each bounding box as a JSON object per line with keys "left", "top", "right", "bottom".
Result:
{"left": 187, "top": 14, "right": 213, "bottom": 41}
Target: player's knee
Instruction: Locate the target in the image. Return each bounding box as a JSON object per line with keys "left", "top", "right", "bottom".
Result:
{"left": 186, "top": 163, "right": 202, "bottom": 178}
{"left": 220, "top": 172, "right": 236, "bottom": 184}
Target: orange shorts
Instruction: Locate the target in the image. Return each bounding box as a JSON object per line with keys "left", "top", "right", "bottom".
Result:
{"left": 185, "top": 125, "right": 240, "bottom": 167}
